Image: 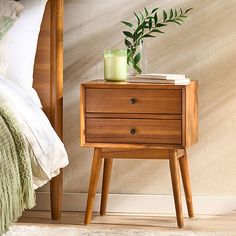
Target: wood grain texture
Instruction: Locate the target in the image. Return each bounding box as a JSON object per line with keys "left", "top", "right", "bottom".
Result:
{"left": 102, "top": 148, "right": 170, "bottom": 159}
{"left": 33, "top": 2, "right": 51, "bottom": 117}
{"left": 86, "top": 113, "right": 182, "bottom": 120}
{"left": 100, "top": 158, "right": 113, "bottom": 216}
{"left": 81, "top": 81, "right": 198, "bottom": 149}
{"left": 169, "top": 150, "right": 184, "bottom": 228}
{"left": 183, "top": 81, "right": 198, "bottom": 147}
{"left": 82, "top": 142, "right": 183, "bottom": 149}
{"left": 50, "top": 170, "right": 63, "bottom": 220}
{"left": 49, "top": 0, "right": 64, "bottom": 138}
{"left": 86, "top": 89, "right": 182, "bottom": 114}
{"left": 49, "top": 0, "right": 64, "bottom": 221}
{"left": 81, "top": 81, "right": 197, "bottom": 227}
{"left": 33, "top": 0, "right": 64, "bottom": 134}
{"left": 80, "top": 84, "right": 86, "bottom": 146}
{"left": 83, "top": 80, "right": 187, "bottom": 89}
{"left": 84, "top": 148, "right": 102, "bottom": 225}
{"left": 179, "top": 150, "right": 194, "bottom": 218}
{"left": 33, "top": 0, "right": 64, "bottom": 220}
{"left": 86, "top": 118, "right": 182, "bottom": 144}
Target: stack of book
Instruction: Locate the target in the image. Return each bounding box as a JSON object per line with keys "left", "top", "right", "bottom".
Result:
{"left": 129, "top": 73, "right": 190, "bottom": 85}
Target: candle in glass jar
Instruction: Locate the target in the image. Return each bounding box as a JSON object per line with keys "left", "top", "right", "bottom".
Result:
{"left": 104, "top": 49, "right": 127, "bottom": 81}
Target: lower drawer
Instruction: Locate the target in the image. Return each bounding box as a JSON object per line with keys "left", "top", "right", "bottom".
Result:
{"left": 86, "top": 118, "right": 182, "bottom": 144}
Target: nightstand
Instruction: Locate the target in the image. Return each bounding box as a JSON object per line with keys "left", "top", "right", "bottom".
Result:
{"left": 80, "top": 80, "right": 198, "bottom": 228}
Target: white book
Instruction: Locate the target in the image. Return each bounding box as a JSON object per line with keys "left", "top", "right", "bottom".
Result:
{"left": 129, "top": 78, "right": 190, "bottom": 85}
{"left": 134, "top": 73, "right": 186, "bottom": 80}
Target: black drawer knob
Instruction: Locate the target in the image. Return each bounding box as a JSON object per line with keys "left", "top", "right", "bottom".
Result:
{"left": 130, "top": 128, "right": 136, "bottom": 135}
{"left": 129, "top": 97, "right": 136, "bottom": 104}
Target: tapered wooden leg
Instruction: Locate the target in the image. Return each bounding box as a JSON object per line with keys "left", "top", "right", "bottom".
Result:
{"left": 84, "top": 148, "right": 102, "bottom": 225}
{"left": 169, "top": 150, "right": 184, "bottom": 228}
{"left": 50, "top": 169, "right": 63, "bottom": 220}
{"left": 179, "top": 149, "right": 194, "bottom": 218}
{"left": 100, "top": 158, "right": 113, "bottom": 216}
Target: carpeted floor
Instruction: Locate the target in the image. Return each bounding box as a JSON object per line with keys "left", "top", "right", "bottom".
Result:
{"left": 5, "top": 224, "right": 236, "bottom": 236}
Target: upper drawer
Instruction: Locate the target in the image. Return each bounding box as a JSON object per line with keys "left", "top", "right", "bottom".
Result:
{"left": 86, "top": 89, "right": 182, "bottom": 114}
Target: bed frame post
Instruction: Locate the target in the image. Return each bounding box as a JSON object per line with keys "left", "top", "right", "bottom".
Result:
{"left": 49, "top": 0, "right": 64, "bottom": 220}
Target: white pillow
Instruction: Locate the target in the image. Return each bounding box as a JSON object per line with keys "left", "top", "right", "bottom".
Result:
{"left": 0, "top": 0, "right": 23, "bottom": 20}
{"left": 0, "top": 35, "right": 9, "bottom": 75}
{"left": 6, "top": 0, "right": 48, "bottom": 107}
{"left": 0, "top": 0, "right": 23, "bottom": 75}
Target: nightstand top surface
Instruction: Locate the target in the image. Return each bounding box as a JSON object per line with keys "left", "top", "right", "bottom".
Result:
{"left": 82, "top": 79, "right": 197, "bottom": 89}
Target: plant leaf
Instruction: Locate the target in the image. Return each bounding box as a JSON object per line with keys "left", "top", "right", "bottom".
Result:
{"left": 154, "top": 13, "right": 158, "bottom": 25}
{"left": 135, "top": 24, "right": 144, "bottom": 34}
{"left": 163, "top": 10, "right": 167, "bottom": 21}
{"left": 176, "top": 18, "right": 184, "bottom": 22}
{"left": 175, "top": 9, "right": 178, "bottom": 17}
{"left": 133, "top": 52, "right": 141, "bottom": 65}
{"left": 121, "top": 21, "right": 133, "bottom": 28}
{"left": 185, "top": 8, "right": 193, "bottom": 14}
{"left": 144, "top": 19, "right": 150, "bottom": 28}
{"left": 142, "top": 20, "right": 148, "bottom": 30}
{"left": 156, "top": 23, "right": 166, "bottom": 27}
{"left": 134, "top": 64, "right": 142, "bottom": 74}
{"left": 169, "top": 9, "right": 173, "bottom": 19}
{"left": 125, "top": 39, "right": 132, "bottom": 48}
{"left": 139, "top": 11, "right": 144, "bottom": 21}
{"left": 136, "top": 31, "right": 143, "bottom": 40}
{"left": 148, "top": 18, "right": 153, "bottom": 30}
{"left": 152, "top": 29, "right": 164, "bottom": 33}
{"left": 127, "top": 49, "right": 134, "bottom": 64}
{"left": 123, "top": 31, "right": 133, "bottom": 39}
{"left": 143, "top": 34, "right": 155, "bottom": 38}
{"left": 144, "top": 7, "right": 148, "bottom": 17}
{"left": 151, "top": 7, "right": 159, "bottom": 14}
{"left": 134, "top": 29, "right": 143, "bottom": 41}
{"left": 180, "top": 8, "right": 183, "bottom": 16}
{"left": 134, "top": 11, "right": 140, "bottom": 25}
{"left": 169, "top": 19, "right": 182, "bottom": 25}
{"left": 128, "top": 55, "right": 133, "bottom": 62}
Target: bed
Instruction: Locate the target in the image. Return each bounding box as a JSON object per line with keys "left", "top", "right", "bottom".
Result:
{"left": 0, "top": 0, "right": 66, "bottom": 234}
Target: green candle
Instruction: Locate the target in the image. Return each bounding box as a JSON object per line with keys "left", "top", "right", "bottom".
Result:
{"left": 104, "top": 49, "right": 127, "bottom": 81}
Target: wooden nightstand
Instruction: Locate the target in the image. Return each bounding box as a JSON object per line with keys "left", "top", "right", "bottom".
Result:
{"left": 80, "top": 80, "right": 198, "bottom": 228}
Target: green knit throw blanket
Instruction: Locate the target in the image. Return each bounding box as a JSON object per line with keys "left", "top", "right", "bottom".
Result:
{"left": 0, "top": 16, "right": 15, "bottom": 41}
{"left": 0, "top": 95, "right": 35, "bottom": 235}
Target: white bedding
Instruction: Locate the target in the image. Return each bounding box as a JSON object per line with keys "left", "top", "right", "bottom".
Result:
{"left": 6, "top": 0, "right": 48, "bottom": 107}
{"left": 0, "top": 75, "right": 69, "bottom": 189}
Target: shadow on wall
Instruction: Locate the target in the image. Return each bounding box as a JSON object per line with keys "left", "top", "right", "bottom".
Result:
{"left": 57, "top": 0, "right": 236, "bottom": 196}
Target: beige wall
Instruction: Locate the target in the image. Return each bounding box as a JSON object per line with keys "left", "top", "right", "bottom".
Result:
{"left": 60, "top": 0, "right": 236, "bottom": 196}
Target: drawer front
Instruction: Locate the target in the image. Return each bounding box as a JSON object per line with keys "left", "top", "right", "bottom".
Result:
{"left": 86, "top": 118, "right": 182, "bottom": 144}
{"left": 86, "top": 89, "right": 182, "bottom": 114}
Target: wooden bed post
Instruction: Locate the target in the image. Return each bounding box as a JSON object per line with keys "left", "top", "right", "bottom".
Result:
{"left": 33, "top": 0, "right": 64, "bottom": 220}
{"left": 49, "top": 0, "right": 64, "bottom": 220}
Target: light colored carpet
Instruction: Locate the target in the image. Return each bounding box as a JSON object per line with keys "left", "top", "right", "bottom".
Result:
{"left": 4, "top": 224, "right": 236, "bottom": 236}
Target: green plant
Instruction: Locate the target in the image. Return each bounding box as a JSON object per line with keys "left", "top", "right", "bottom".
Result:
{"left": 121, "top": 7, "right": 193, "bottom": 74}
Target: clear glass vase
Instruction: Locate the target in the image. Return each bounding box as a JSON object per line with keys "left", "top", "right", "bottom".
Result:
{"left": 127, "top": 41, "right": 148, "bottom": 78}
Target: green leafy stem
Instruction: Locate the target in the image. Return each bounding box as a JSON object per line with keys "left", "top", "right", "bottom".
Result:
{"left": 121, "top": 7, "right": 193, "bottom": 74}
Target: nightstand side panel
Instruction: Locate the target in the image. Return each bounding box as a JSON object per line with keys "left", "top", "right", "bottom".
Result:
{"left": 184, "top": 81, "right": 198, "bottom": 147}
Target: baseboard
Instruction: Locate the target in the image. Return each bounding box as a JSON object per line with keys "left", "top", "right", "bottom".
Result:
{"left": 34, "top": 192, "right": 236, "bottom": 215}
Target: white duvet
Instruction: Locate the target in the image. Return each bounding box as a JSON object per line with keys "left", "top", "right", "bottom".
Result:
{"left": 0, "top": 75, "right": 69, "bottom": 189}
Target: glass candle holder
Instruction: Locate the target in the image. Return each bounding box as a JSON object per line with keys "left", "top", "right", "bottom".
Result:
{"left": 104, "top": 49, "right": 127, "bottom": 81}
